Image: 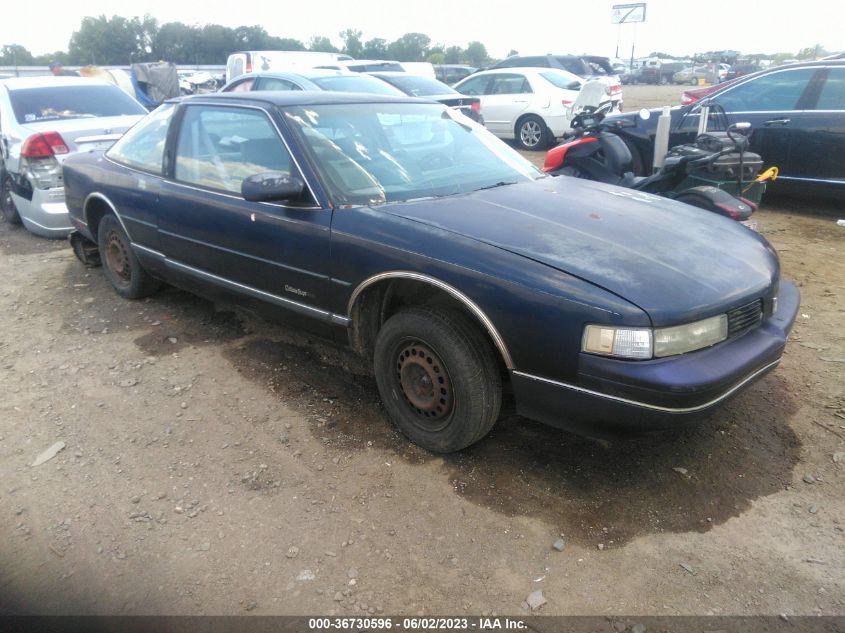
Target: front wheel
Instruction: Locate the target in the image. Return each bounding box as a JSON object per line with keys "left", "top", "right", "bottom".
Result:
{"left": 515, "top": 115, "right": 552, "bottom": 151}
{"left": 1, "top": 171, "right": 22, "bottom": 225}
{"left": 373, "top": 307, "right": 502, "bottom": 453}
{"left": 97, "top": 214, "right": 161, "bottom": 299}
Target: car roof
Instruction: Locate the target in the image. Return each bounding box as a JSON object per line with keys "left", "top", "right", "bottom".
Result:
{"left": 469, "top": 67, "right": 557, "bottom": 76}
{"left": 368, "top": 71, "right": 423, "bottom": 78}
{"left": 176, "top": 91, "right": 429, "bottom": 107}
{"left": 0, "top": 76, "right": 112, "bottom": 90}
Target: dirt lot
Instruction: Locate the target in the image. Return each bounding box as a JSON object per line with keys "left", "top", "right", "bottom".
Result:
{"left": 1, "top": 84, "right": 844, "bottom": 617}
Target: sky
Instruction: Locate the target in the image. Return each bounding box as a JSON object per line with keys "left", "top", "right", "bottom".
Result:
{"left": 1, "top": 0, "right": 842, "bottom": 60}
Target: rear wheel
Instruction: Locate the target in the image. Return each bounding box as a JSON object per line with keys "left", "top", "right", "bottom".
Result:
{"left": 515, "top": 115, "right": 552, "bottom": 150}
{"left": 97, "top": 214, "right": 161, "bottom": 299}
{"left": 373, "top": 307, "right": 502, "bottom": 453}
{"left": 1, "top": 171, "right": 22, "bottom": 225}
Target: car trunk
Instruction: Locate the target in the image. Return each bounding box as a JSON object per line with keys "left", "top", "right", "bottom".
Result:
{"left": 23, "top": 115, "right": 143, "bottom": 154}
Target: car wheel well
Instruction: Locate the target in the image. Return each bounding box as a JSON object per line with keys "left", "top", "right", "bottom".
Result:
{"left": 348, "top": 278, "right": 509, "bottom": 379}
{"left": 84, "top": 197, "right": 112, "bottom": 239}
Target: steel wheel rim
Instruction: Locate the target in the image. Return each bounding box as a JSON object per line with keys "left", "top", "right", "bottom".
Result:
{"left": 395, "top": 339, "right": 454, "bottom": 430}
{"left": 105, "top": 229, "right": 132, "bottom": 286}
{"left": 521, "top": 120, "right": 541, "bottom": 147}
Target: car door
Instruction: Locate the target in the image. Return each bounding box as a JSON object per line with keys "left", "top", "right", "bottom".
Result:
{"left": 157, "top": 102, "right": 335, "bottom": 329}
{"left": 670, "top": 67, "right": 822, "bottom": 176}
{"left": 479, "top": 73, "right": 533, "bottom": 136}
{"left": 785, "top": 66, "right": 845, "bottom": 185}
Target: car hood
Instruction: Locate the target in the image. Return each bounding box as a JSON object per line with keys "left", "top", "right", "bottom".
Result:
{"left": 376, "top": 177, "right": 778, "bottom": 325}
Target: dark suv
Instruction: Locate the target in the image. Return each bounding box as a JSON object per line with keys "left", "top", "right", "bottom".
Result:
{"left": 489, "top": 54, "right": 610, "bottom": 81}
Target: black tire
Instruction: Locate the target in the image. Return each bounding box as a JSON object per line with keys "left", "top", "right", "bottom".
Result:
{"left": 515, "top": 115, "right": 552, "bottom": 151}
{"left": 373, "top": 307, "right": 502, "bottom": 453}
{"left": 619, "top": 136, "right": 646, "bottom": 176}
{"left": 1, "top": 170, "right": 22, "bottom": 225}
{"left": 97, "top": 214, "right": 161, "bottom": 299}
{"left": 690, "top": 77, "right": 699, "bottom": 86}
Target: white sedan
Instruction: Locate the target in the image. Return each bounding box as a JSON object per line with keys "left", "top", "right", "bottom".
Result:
{"left": 454, "top": 68, "right": 621, "bottom": 150}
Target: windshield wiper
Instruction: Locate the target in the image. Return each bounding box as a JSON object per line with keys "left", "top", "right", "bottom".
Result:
{"left": 475, "top": 181, "right": 517, "bottom": 192}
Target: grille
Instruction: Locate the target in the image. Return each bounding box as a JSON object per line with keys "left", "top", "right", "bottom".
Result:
{"left": 727, "top": 299, "right": 763, "bottom": 337}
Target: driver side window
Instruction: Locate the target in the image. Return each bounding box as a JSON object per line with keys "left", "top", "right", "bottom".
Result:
{"left": 174, "top": 105, "right": 295, "bottom": 194}
{"left": 711, "top": 68, "right": 817, "bottom": 112}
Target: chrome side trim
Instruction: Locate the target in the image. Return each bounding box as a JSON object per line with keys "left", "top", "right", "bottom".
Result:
{"left": 131, "top": 243, "right": 165, "bottom": 259}
{"left": 512, "top": 358, "right": 782, "bottom": 414}
{"left": 83, "top": 192, "right": 131, "bottom": 239}
{"left": 347, "top": 271, "right": 514, "bottom": 369}
{"left": 775, "top": 175, "right": 845, "bottom": 185}
{"left": 165, "top": 258, "right": 350, "bottom": 326}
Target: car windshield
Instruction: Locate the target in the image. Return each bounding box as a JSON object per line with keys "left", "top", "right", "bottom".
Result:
{"left": 9, "top": 84, "right": 146, "bottom": 123}
{"left": 282, "top": 102, "right": 542, "bottom": 206}
{"left": 309, "top": 75, "right": 404, "bottom": 96}
{"left": 376, "top": 74, "right": 457, "bottom": 96}
{"left": 540, "top": 70, "right": 583, "bottom": 90}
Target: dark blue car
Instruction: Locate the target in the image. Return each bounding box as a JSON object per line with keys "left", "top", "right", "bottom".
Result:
{"left": 62, "top": 92, "right": 799, "bottom": 452}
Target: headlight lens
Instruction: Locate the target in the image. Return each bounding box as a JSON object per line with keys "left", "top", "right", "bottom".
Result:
{"left": 583, "top": 325, "right": 652, "bottom": 359}
{"left": 653, "top": 314, "right": 728, "bottom": 358}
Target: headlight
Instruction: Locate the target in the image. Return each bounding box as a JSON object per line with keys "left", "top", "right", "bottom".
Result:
{"left": 582, "top": 325, "right": 652, "bottom": 359}
{"left": 653, "top": 314, "right": 727, "bottom": 358}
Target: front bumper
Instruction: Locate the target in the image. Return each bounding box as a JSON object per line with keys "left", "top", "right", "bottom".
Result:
{"left": 11, "top": 187, "right": 72, "bottom": 238}
{"left": 511, "top": 279, "right": 800, "bottom": 434}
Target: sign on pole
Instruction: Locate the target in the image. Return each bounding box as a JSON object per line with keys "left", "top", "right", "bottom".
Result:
{"left": 611, "top": 3, "right": 646, "bottom": 24}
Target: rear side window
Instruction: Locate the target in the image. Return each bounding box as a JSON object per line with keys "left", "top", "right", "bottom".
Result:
{"left": 310, "top": 75, "right": 402, "bottom": 95}
{"left": 258, "top": 77, "right": 302, "bottom": 91}
{"left": 10, "top": 84, "right": 146, "bottom": 123}
{"left": 107, "top": 104, "right": 174, "bottom": 174}
{"left": 815, "top": 68, "right": 845, "bottom": 110}
{"left": 489, "top": 74, "right": 532, "bottom": 95}
{"left": 711, "top": 68, "right": 817, "bottom": 112}
{"left": 454, "top": 75, "right": 490, "bottom": 95}
{"left": 540, "top": 71, "right": 582, "bottom": 90}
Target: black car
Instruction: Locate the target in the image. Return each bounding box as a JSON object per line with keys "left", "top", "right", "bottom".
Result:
{"left": 601, "top": 60, "right": 845, "bottom": 194}
{"left": 725, "top": 63, "right": 760, "bottom": 81}
{"left": 62, "top": 92, "right": 798, "bottom": 452}
{"left": 367, "top": 71, "right": 483, "bottom": 123}
{"left": 490, "top": 55, "right": 598, "bottom": 80}
{"left": 434, "top": 64, "right": 477, "bottom": 86}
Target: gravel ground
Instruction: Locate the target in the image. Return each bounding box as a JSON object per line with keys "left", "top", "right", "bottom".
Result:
{"left": 1, "top": 84, "right": 843, "bottom": 616}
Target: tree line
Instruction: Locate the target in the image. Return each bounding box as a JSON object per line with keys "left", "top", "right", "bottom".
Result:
{"left": 0, "top": 15, "right": 493, "bottom": 67}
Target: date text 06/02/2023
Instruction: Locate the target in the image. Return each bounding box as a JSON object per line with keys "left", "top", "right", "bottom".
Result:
{"left": 307, "top": 617, "right": 528, "bottom": 630}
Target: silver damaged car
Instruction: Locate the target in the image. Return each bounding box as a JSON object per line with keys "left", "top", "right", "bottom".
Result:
{"left": 0, "top": 76, "right": 146, "bottom": 237}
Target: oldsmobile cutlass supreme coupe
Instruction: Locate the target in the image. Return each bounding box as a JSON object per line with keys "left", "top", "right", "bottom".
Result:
{"left": 62, "top": 92, "right": 799, "bottom": 452}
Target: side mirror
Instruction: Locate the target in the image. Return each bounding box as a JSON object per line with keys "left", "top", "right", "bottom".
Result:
{"left": 638, "top": 108, "right": 651, "bottom": 121}
{"left": 567, "top": 81, "right": 582, "bottom": 91}
{"left": 241, "top": 172, "right": 304, "bottom": 203}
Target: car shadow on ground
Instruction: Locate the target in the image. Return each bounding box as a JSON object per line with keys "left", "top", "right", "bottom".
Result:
{"left": 223, "top": 328, "right": 801, "bottom": 547}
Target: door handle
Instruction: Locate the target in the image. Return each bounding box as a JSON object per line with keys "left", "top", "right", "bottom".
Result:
{"left": 513, "top": 99, "right": 529, "bottom": 103}
{"left": 764, "top": 118, "right": 791, "bottom": 126}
